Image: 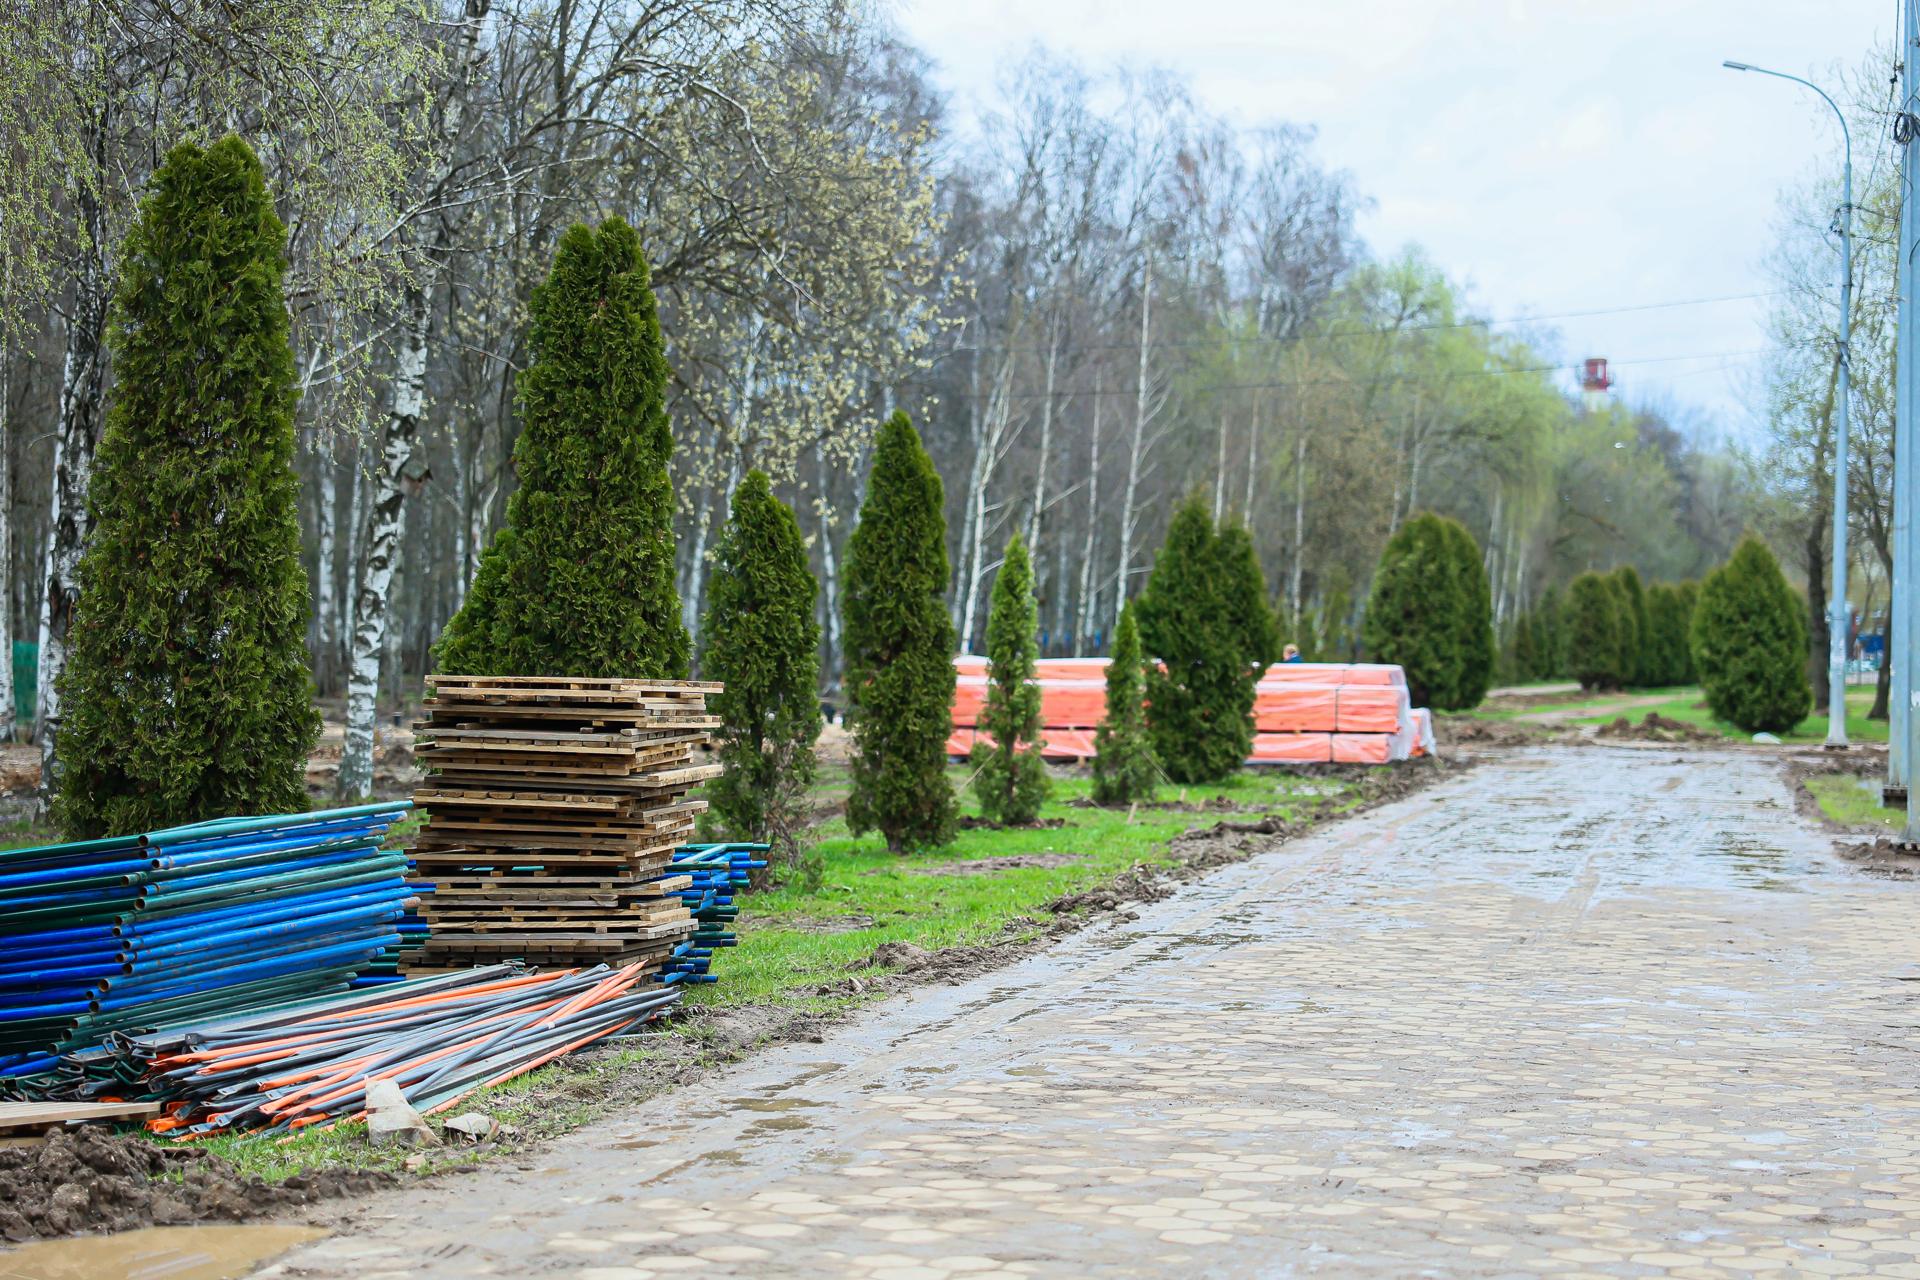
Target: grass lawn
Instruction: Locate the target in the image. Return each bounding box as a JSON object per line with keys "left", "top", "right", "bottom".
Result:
{"left": 1470, "top": 684, "right": 1888, "bottom": 745}
{"left": 1804, "top": 773, "right": 1906, "bottom": 832}
{"left": 4, "top": 760, "right": 1377, "bottom": 1179}
{"left": 1568, "top": 687, "right": 1886, "bottom": 745}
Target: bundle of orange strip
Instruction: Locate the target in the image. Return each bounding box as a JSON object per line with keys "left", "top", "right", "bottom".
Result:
{"left": 117, "top": 963, "right": 677, "bottom": 1138}
{"left": 948, "top": 657, "right": 1436, "bottom": 765}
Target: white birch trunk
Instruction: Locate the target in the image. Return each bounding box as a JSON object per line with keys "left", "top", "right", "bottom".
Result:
{"left": 959, "top": 352, "right": 1017, "bottom": 650}
{"left": 1025, "top": 319, "right": 1059, "bottom": 551}
{"left": 1115, "top": 257, "right": 1152, "bottom": 626}
{"left": 36, "top": 228, "right": 109, "bottom": 810}
{"left": 952, "top": 328, "right": 984, "bottom": 632}
{"left": 0, "top": 340, "right": 14, "bottom": 743}
{"left": 314, "top": 445, "right": 339, "bottom": 691}
{"left": 1213, "top": 412, "right": 1228, "bottom": 517}
{"left": 1288, "top": 432, "right": 1307, "bottom": 622}
{"left": 815, "top": 440, "right": 843, "bottom": 695}
{"left": 684, "top": 327, "right": 757, "bottom": 645}
{"left": 1242, "top": 394, "right": 1259, "bottom": 522}
{"left": 338, "top": 286, "right": 430, "bottom": 799}
{"left": 1074, "top": 396, "right": 1101, "bottom": 654}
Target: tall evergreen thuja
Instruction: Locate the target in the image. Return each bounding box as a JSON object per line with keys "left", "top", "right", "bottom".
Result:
{"left": 1609, "top": 566, "right": 1651, "bottom": 687}
{"left": 1362, "top": 512, "right": 1490, "bottom": 710}
{"left": 844, "top": 412, "right": 957, "bottom": 852}
{"left": 1565, "top": 571, "right": 1624, "bottom": 691}
{"left": 1137, "top": 496, "right": 1255, "bottom": 784}
{"left": 1216, "top": 522, "right": 1279, "bottom": 670}
{"left": 1644, "top": 584, "right": 1689, "bottom": 687}
{"left": 55, "top": 138, "right": 320, "bottom": 837}
{"left": 1092, "top": 601, "right": 1157, "bottom": 805}
{"left": 700, "top": 470, "right": 821, "bottom": 883}
{"left": 437, "top": 219, "right": 687, "bottom": 677}
{"left": 1672, "top": 581, "right": 1700, "bottom": 682}
{"left": 1532, "top": 585, "right": 1565, "bottom": 679}
{"left": 1440, "top": 518, "right": 1496, "bottom": 707}
{"left": 972, "top": 534, "right": 1049, "bottom": 824}
{"left": 1691, "top": 536, "right": 1812, "bottom": 733}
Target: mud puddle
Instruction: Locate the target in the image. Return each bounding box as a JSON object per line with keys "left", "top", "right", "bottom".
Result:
{"left": 0, "top": 1224, "right": 322, "bottom": 1280}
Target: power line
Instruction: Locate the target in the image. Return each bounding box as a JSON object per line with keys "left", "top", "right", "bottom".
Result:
{"left": 942, "top": 346, "right": 1785, "bottom": 400}
{"left": 945, "top": 289, "right": 1792, "bottom": 359}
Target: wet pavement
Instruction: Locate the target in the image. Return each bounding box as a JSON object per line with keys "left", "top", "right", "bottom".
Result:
{"left": 263, "top": 746, "right": 1920, "bottom": 1279}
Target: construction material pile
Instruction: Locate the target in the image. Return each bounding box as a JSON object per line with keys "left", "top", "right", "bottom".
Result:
{"left": 948, "top": 658, "right": 1435, "bottom": 765}
{"left": 408, "top": 675, "right": 722, "bottom": 976}
{"left": 0, "top": 803, "right": 413, "bottom": 1080}
{"left": 19, "top": 963, "right": 676, "bottom": 1135}
{"left": 663, "top": 843, "right": 767, "bottom": 985}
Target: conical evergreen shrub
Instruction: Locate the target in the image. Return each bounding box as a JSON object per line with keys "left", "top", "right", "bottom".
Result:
{"left": 1609, "top": 566, "right": 1650, "bottom": 687}
{"left": 972, "top": 534, "right": 1049, "bottom": 824}
{"left": 1362, "top": 512, "right": 1490, "bottom": 710}
{"left": 1565, "top": 572, "right": 1623, "bottom": 692}
{"left": 844, "top": 412, "right": 956, "bottom": 851}
{"left": 437, "top": 218, "right": 687, "bottom": 678}
{"left": 1673, "top": 581, "right": 1699, "bottom": 683}
{"left": 701, "top": 470, "right": 821, "bottom": 881}
{"left": 1532, "top": 585, "right": 1564, "bottom": 679}
{"left": 1137, "top": 495, "right": 1255, "bottom": 784}
{"left": 1092, "top": 601, "right": 1158, "bottom": 805}
{"left": 1691, "top": 536, "right": 1812, "bottom": 733}
{"left": 55, "top": 137, "right": 320, "bottom": 837}
{"left": 1440, "top": 517, "right": 1496, "bottom": 707}
{"left": 1216, "top": 522, "right": 1278, "bottom": 671}
{"left": 1645, "top": 583, "right": 1689, "bottom": 687}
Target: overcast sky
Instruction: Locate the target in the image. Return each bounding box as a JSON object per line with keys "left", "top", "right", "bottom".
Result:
{"left": 893, "top": 0, "right": 1892, "bottom": 442}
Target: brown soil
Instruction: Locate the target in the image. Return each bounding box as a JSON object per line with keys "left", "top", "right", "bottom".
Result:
{"left": 0, "top": 1127, "right": 392, "bottom": 1243}
{"left": 904, "top": 853, "right": 1084, "bottom": 875}
{"left": 953, "top": 815, "right": 1068, "bottom": 831}
{"left": 24, "top": 755, "right": 1457, "bottom": 1242}
{"left": 1440, "top": 717, "right": 1568, "bottom": 748}
{"left": 1594, "top": 712, "right": 1718, "bottom": 744}
{"left": 1833, "top": 838, "right": 1920, "bottom": 877}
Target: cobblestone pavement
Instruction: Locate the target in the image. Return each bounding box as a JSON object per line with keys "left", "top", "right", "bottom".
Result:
{"left": 267, "top": 747, "right": 1920, "bottom": 1279}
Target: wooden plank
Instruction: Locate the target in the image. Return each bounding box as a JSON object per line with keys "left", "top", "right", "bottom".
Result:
{"left": 0, "top": 1101, "right": 161, "bottom": 1131}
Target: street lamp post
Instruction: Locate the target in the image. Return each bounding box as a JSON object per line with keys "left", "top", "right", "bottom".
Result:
{"left": 1724, "top": 60, "right": 1853, "bottom": 749}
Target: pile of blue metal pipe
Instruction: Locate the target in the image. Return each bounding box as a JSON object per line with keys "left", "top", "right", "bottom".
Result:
{"left": 656, "top": 842, "right": 766, "bottom": 985}
{"left": 0, "top": 802, "right": 414, "bottom": 1078}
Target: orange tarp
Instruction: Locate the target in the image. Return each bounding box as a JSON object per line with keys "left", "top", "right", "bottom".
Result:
{"left": 1254, "top": 684, "right": 1338, "bottom": 732}
{"left": 1332, "top": 733, "right": 1393, "bottom": 764}
{"left": 1333, "top": 685, "right": 1408, "bottom": 734}
{"left": 1249, "top": 732, "right": 1333, "bottom": 764}
{"left": 946, "top": 727, "right": 1097, "bottom": 762}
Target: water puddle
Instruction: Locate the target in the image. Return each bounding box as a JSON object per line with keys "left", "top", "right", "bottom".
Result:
{"left": 725, "top": 1096, "right": 822, "bottom": 1113}
{"left": 0, "top": 1224, "right": 324, "bottom": 1280}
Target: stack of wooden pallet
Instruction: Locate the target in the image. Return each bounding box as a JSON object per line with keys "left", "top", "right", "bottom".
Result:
{"left": 406, "top": 675, "right": 722, "bottom": 975}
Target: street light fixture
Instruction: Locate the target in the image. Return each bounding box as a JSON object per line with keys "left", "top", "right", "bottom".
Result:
{"left": 1722, "top": 59, "right": 1854, "bottom": 750}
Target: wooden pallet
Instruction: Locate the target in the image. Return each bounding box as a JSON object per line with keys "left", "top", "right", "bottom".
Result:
{"left": 0, "top": 1101, "right": 161, "bottom": 1140}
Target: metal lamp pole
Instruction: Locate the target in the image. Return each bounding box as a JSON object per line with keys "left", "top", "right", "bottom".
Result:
{"left": 1724, "top": 60, "right": 1853, "bottom": 748}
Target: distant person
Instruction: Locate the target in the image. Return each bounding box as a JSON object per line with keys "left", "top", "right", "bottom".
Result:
{"left": 1282, "top": 644, "right": 1303, "bottom": 664}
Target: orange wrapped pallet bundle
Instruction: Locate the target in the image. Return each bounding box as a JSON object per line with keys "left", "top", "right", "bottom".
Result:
{"left": 949, "top": 657, "right": 1433, "bottom": 765}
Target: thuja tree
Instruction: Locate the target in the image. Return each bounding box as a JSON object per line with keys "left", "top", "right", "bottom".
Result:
{"left": 1692, "top": 536, "right": 1812, "bottom": 733}
{"left": 701, "top": 470, "right": 821, "bottom": 883}
{"left": 844, "top": 412, "right": 956, "bottom": 852}
{"left": 1137, "top": 495, "right": 1254, "bottom": 784}
{"left": 973, "top": 534, "right": 1049, "bottom": 824}
{"left": 1440, "top": 517, "right": 1496, "bottom": 707}
{"left": 1363, "top": 512, "right": 1490, "bottom": 710}
{"left": 1216, "top": 521, "right": 1279, "bottom": 671}
{"left": 56, "top": 138, "right": 319, "bottom": 837}
{"left": 1565, "top": 571, "right": 1624, "bottom": 691}
{"left": 1610, "top": 566, "right": 1651, "bottom": 687}
{"left": 1644, "top": 583, "right": 1689, "bottom": 687}
{"left": 1092, "top": 600, "right": 1158, "bottom": 805}
{"left": 436, "top": 219, "right": 687, "bottom": 680}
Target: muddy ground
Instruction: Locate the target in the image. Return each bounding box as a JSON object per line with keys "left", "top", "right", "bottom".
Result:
{"left": 0, "top": 758, "right": 1451, "bottom": 1242}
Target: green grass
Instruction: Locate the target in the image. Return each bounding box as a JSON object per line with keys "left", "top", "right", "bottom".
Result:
{"left": 682, "top": 764, "right": 1364, "bottom": 1011}
{"left": 1470, "top": 686, "right": 1695, "bottom": 723}
{"left": 92, "top": 761, "right": 1369, "bottom": 1180}
{"left": 1569, "top": 687, "right": 1886, "bottom": 744}
{"left": 1804, "top": 773, "right": 1905, "bottom": 831}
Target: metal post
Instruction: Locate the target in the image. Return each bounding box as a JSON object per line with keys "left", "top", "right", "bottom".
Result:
{"left": 1904, "top": 0, "right": 1920, "bottom": 836}
{"left": 1722, "top": 60, "right": 1854, "bottom": 748}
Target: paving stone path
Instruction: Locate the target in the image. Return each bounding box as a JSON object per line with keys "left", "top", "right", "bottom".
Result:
{"left": 267, "top": 746, "right": 1920, "bottom": 1279}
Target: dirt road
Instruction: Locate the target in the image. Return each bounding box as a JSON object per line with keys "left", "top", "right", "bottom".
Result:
{"left": 265, "top": 746, "right": 1920, "bottom": 1278}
